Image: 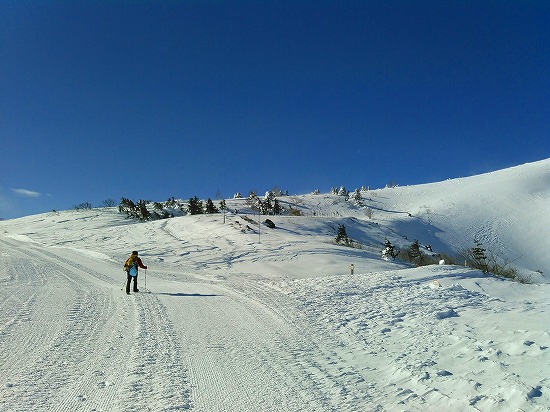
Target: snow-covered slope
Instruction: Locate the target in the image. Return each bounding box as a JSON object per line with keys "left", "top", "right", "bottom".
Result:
{"left": 0, "top": 159, "right": 548, "bottom": 411}
{"left": 370, "top": 158, "right": 550, "bottom": 279}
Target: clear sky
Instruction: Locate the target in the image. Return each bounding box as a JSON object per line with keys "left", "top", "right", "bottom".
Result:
{"left": 1, "top": 1, "right": 549, "bottom": 219}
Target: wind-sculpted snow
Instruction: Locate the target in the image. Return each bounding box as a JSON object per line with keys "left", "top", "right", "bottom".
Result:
{"left": 269, "top": 267, "right": 549, "bottom": 410}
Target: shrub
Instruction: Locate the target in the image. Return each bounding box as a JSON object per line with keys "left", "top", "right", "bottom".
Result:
{"left": 289, "top": 207, "right": 302, "bottom": 216}
{"left": 365, "top": 207, "right": 373, "bottom": 219}
{"left": 460, "top": 239, "right": 522, "bottom": 281}
{"left": 101, "top": 199, "right": 116, "bottom": 207}
{"left": 74, "top": 202, "right": 93, "bottom": 211}
{"left": 460, "top": 239, "right": 488, "bottom": 273}
{"left": 397, "top": 240, "right": 430, "bottom": 266}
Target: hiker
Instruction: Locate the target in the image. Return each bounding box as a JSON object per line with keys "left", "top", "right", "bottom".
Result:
{"left": 124, "top": 251, "right": 147, "bottom": 294}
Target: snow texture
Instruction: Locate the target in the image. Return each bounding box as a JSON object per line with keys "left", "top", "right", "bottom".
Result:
{"left": 0, "top": 159, "right": 549, "bottom": 411}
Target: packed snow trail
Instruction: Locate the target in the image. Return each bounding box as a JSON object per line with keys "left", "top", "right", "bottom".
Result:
{"left": 0, "top": 238, "right": 132, "bottom": 411}
{"left": 0, "top": 238, "right": 374, "bottom": 411}
{"left": 164, "top": 280, "right": 373, "bottom": 411}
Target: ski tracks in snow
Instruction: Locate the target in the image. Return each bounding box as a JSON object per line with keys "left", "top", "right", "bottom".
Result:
{"left": 122, "top": 292, "right": 191, "bottom": 411}
{"left": 0, "top": 238, "right": 190, "bottom": 412}
{"left": 165, "top": 279, "right": 374, "bottom": 412}
{"left": 1, "top": 236, "right": 377, "bottom": 411}
{"left": 0, "top": 238, "right": 125, "bottom": 411}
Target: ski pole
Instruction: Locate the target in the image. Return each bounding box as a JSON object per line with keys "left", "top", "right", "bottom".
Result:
{"left": 145, "top": 268, "right": 147, "bottom": 291}
{"left": 122, "top": 268, "right": 127, "bottom": 291}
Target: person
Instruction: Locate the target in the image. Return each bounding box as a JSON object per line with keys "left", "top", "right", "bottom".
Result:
{"left": 124, "top": 251, "right": 147, "bottom": 294}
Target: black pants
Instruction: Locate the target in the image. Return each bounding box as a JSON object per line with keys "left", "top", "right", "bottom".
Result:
{"left": 126, "top": 273, "right": 138, "bottom": 293}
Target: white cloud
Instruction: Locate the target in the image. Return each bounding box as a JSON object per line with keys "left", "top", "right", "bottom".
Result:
{"left": 12, "top": 188, "right": 42, "bottom": 198}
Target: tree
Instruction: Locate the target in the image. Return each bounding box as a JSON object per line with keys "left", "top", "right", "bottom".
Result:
{"left": 271, "top": 186, "right": 283, "bottom": 197}
{"left": 365, "top": 207, "right": 373, "bottom": 219}
{"left": 265, "top": 191, "right": 275, "bottom": 203}
{"left": 205, "top": 198, "right": 218, "bottom": 214}
{"left": 118, "top": 198, "right": 135, "bottom": 217}
{"left": 273, "top": 199, "right": 283, "bottom": 215}
{"left": 165, "top": 197, "right": 177, "bottom": 208}
{"left": 262, "top": 193, "right": 275, "bottom": 215}
{"left": 409, "top": 239, "right": 422, "bottom": 264}
{"left": 338, "top": 186, "right": 348, "bottom": 196}
{"left": 137, "top": 200, "right": 150, "bottom": 221}
{"left": 188, "top": 196, "right": 203, "bottom": 215}
{"left": 382, "top": 239, "right": 399, "bottom": 259}
{"left": 409, "top": 239, "right": 422, "bottom": 259}
{"left": 335, "top": 224, "right": 351, "bottom": 246}
{"left": 247, "top": 191, "right": 262, "bottom": 212}
{"left": 471, "top": 238, "right": 488, "bottom": 273}
{"left": 349, "top": 189, "right": 362, "bottom": 205}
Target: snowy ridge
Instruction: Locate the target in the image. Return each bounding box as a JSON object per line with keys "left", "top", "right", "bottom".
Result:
{"left": 0, "top": 159, "right": 549, "bottom": 411}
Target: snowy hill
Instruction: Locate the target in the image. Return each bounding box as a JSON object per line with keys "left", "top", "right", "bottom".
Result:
{"left": 0, "top": 159, "right": 549, "bottom": 411}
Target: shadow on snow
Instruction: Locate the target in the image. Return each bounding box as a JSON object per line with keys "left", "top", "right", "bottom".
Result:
{"left": 154, "top": 292, "right": 222, "bottom": 297}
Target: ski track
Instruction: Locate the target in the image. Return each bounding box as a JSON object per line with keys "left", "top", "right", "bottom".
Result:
{"left": 1, "top": 236, "right": 377, "bottom": 412}
{"left": 231, "top": 279, "right": 376, "bottom": 410}
{"left": 0, "top": 238, "right": 191, "bottom": 412}
{"left": 167, "top": 279, "right": 374, "bottom": 412}
{"left": 121, "top": 292, "right": 191, "bottom": 412}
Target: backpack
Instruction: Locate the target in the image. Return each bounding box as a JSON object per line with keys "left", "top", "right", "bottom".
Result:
{"left": 125, "top": 255, "right": 138, "bottom": 276}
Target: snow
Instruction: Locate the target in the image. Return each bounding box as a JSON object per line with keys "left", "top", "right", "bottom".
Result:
{"left": 0, "top": 159, "right": 549, "bottom": 411}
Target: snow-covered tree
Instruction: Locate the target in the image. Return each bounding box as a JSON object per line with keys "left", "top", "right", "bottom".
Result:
{"left": 261, "top": 198, "right": 271, "bottom": 215}
{"left": 246, "top": 191, "right": 260, "bottom": 210}
{"left": 271, "top": 187, "right": 283, "bottom": 197}
{"left": 349, "top": 189, "right": 363, "bottom": 205}
{"left": 338, "top": 186, "right": 348, "bottom": 196}
{"left": 165, "top": 197, "right": 177, "bottom": 208}
{"left": 382, "top": 239, "right": 398, "bottom": 260}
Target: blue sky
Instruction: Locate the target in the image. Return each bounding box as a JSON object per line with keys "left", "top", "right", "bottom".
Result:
{"left": 1, "top": 1, "right": 549, "bottom": 219}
